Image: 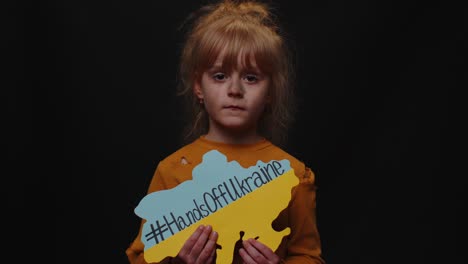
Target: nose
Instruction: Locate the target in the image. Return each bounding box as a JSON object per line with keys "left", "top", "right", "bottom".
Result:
{"left": 227, "top": 76, "right": 244, "bottom": 98}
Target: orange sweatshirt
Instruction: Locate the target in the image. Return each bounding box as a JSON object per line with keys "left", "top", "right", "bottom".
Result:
{"left": 126, "top": 136, "right": 325, "bottom": 264}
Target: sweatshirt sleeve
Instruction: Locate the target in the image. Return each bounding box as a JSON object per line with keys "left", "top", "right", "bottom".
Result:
{"left": 274, "top": 167, "right": 326, "bottom": 264}
{"left": 125, "top": 164, "right": 175, "bottom": 264}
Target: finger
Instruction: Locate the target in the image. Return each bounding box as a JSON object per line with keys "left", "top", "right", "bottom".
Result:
{"left": 248, "top": 239, "right": 280, "bottom": 263}
{"left": 249, "top": 238, "right": 275, "bottom": 256}
{"left": 196, "top": 229, "right": 218, "bottom": 264}
{"left": 190, "top": 225, "right": 213, "bottom": 258}
{"left": 241, "top": 239, "right": 267, "bottom": 263}
{"left": 206, "top": 247, "right": 216, "bottom": 264}
{"left": 207, "top": 235, "right": 218, "bottom": 263}
{"left": 179, "top": 225, "right": 205, "bottom": 258}
{"left": 239, "top": 247, "right": 255, "bottom": 264}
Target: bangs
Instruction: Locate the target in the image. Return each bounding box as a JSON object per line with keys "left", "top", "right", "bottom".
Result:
{"left": 195, "top": 20, "right": 280, "bottom": 74}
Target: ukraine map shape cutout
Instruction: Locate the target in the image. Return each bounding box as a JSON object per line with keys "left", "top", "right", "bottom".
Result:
{"left": 134, "top": 150, "right": 299, "bottom": 263}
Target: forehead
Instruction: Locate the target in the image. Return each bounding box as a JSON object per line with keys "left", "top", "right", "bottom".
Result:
{"left": 210, "top": 49, "right": 259, "bottom": 70}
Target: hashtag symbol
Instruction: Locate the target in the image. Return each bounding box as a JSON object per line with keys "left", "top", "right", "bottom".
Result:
{"left": 145, "top": 220, "right": 168, "bottom": 244}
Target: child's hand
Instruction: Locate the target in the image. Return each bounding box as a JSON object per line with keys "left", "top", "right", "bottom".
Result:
{"left": 172, "top": 225, "right": 218, "bottom": 264}
{"left": 239, "top": 238, "right": 281, "bottom": 264}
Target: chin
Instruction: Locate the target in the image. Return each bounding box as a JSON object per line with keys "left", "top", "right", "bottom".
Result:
{"left": 213, "top": 116, "right": 255, "bottom": 131}
{"left": 225, "top": 117, "right": 252, "bottom": 125}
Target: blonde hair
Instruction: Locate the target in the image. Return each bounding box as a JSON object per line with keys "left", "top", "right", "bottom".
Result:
{"left": 177, "top": 0, "right": 296, "bottom": 147}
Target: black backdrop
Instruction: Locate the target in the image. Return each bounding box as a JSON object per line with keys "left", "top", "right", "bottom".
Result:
{"left": 7, "top": 0, "right": 464, "bottom": 263}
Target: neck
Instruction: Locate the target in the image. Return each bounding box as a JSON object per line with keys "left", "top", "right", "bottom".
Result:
{"left": 204, "top": 126, "right": 263, "bottom": 145}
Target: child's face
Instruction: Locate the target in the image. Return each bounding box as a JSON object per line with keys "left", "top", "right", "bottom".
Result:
{"left": 194, "top": 53, "right": 270, "bottom": 136}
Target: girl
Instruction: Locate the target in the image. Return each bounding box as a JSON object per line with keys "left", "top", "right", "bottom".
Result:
{"left": 126, "top": 0, "right": 325, "bottom": 263}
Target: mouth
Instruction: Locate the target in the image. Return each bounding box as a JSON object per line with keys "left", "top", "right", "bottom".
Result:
{"left": 224, "top": 105, "right": 245, "bottom": 110}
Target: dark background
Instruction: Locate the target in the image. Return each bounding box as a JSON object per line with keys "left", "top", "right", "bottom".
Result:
{"left": 7, "top": 0, "right": 464, "bottom": 263}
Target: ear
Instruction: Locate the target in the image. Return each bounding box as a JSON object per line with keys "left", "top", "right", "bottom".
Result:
{"left": 193, "top": 79, "right": 204, "bottom": 99}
